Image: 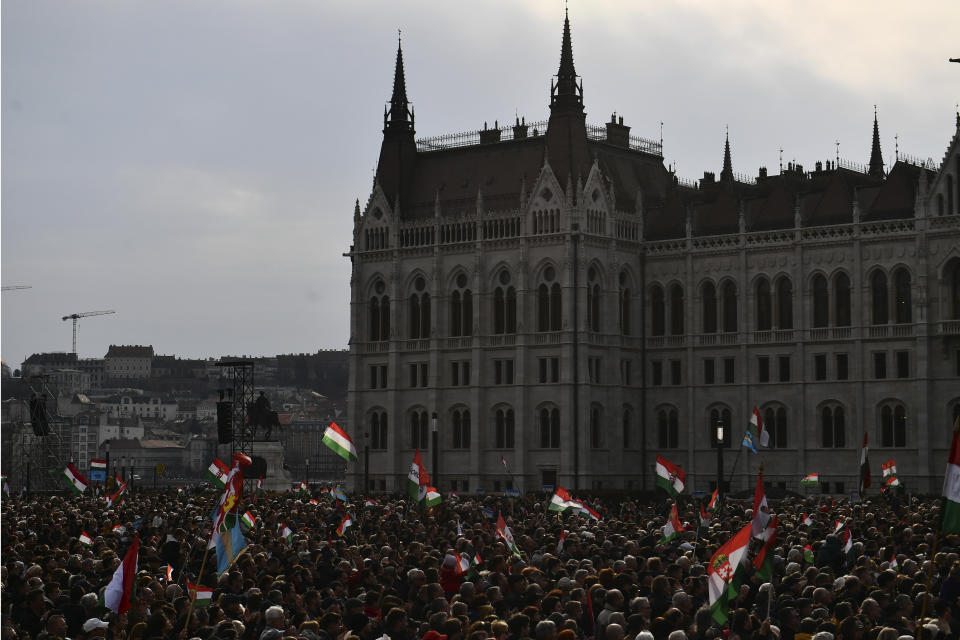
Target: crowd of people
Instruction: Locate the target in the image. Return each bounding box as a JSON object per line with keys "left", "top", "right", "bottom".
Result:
{"left": 2, "top": 484, "right": 957, "bottom": 640}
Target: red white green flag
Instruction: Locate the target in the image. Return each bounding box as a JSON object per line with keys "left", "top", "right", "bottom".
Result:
{"left": 496, "top": 513, "right": 521, "bottom": 558}
{"left": 800, "top": 513, "right": 813, "bottom": 526}
{"left": 941, "top": 416, "right": 960, "bottom": 533}
{"left": 753, "top": 515, "right": 779, "bottom": 580}
{"left": 79, "top": 531, "right": 94, "bottom": 545}
{"left": 407, "top": 449, "right": 430, "bottom": 502}
{"left": 752, "top": 406, "right": 768, "bottom": 447}
{"left": 655, "top": 455, "right": 686, "bottom": 496}
{"left": 751, "top": 469, "right": 770, "bottom": 538}
{"left": 706, "top": 488, "right": 720, "bottom": 511}
{"left": 889, "top": 554, "right": 899, "bottom": 572}
{"left": 186, "top": 579, "right": 213, "bottom": 607}
{"left": 104, "top": 535, "right": 139, "bottom": 613}
{"left": 708, "top": 523, "right": 752, "bottom": 625}
{"left": 336, "top": 513, "right": 353, "bottom": 536}
{"left": 660, "top": 502, "right": 687, "bottom": 544}
{"left": 322, "top": 421, "right": 359, "bottom": 463}
{"left": 801, "top": 473, "right": 819, "bottom": 486}
{"left": 63, "top": 463, "right": 88, "bottom": 494}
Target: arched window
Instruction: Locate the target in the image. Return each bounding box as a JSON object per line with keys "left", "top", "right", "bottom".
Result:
{"left": 618, "top": 271, "right": 632, "bottom": 336}
{"left": 709, "top": 406, "right": 732, "bottom": 447}
{"left": 756, "top": 278, "right": 772, "bottom": 331}
{"left": 880, "top": 402, "right": 907, "bottom": 448}
{"left": 452, "top": 408, "right": 471, "bottom": 449}
{"left": 835, "top": 272, "right": 851, "bottom": 327}
{"left": 408, "top": 276, "right": 431, "bottom": 339}
{"left": 871, "top": 271, "right": 889, "bottom": 325}
{"left": 537, "top": 266, "right": 562, "bottom": 332}
{"left": 493, "top": 269, "right": 517, "bottom": 334}
{"left": 370, "top": 411, "right": 388, "bottom": 449}
{"left": 776, "top": 278, "right": 793, "bottom": 329}
{"left": 409, "top": 409, "right": 429, "bottom": 449}
{"left": 590, "top": 406, "right": 603, "bottom": 449}
{"left": 669, "top": 284, "right": 685, "bottom": 335}
{"left": 539, "top": 407, "right": 560, "bottom": 448}
{"left": 495, "top": 408, "right": 515, "bottom": 449}
{"left": 587, "top": 267, "right": 601, "bottom": 332}
{"left": 894, "top": 268, "right": 912, "bottom": 324}
{"left": 951, "top": 260, "right": 960, "bottom": 320}
{"left": 622, "top": 407, "right": 633, "bottom": 448}
{"left": 812, "top": 274, "right": 829, "bottom": 328}
{"left": 721, "top": 281, "right": 738, "bottom": 333}
{"left": 702, "top": 282, "right": 718, "bottom": 334}
{"left": 449, "top": 273, "right": 473, "bottom": 337}
{"left": 763, "top": 406, "right": 788, "bottom": 449}
{"left": 369, "top": 280, "right": 390, "bottom": 341}
{"left": 821, "top": 405, "right": 846, "bottom": 448}
{"left": 651, "top": 285, "right": 665, "bottom": 336}
{"left": 657, "top": 407, "right": 679, "bottom": 449}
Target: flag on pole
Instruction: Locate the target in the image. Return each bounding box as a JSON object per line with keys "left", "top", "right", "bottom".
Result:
{"left": 803, "top": 544, "right": 815, "bottom": 564}
{"left": 655, "top": 455, "right": 686, "bottom": 496}
{"left": 448, "top": 491, "right": 459, "bottom": 501}
{"left": 177, "top": 487, "right": 185, "bottom": 495}
{"left": 751, "top": 469, "right": 770, "bottom": 538}
{"left": 706, "top": 488, "right": 720, "bottom": 511}
{"left": 834, "top": 520, "right": 844, "bottom": 534}
{"left": 500, "top": 455, "right": 509, "bottom": 470}
{"left": 206, "top": 458, "right": 230, "bottom": 488}
{"left": 407, "top": 449, "right": 429, "bottom": 502}
{"left": 240, "top": 511, "right": 256, "bottom": 529}
{"left": 186, "top": 579, "right": 213, "bottom": 607}
{"left": 215, "top": 521, "right": 248, "bottom": 576}
{"left": 741, "top": 429, "right": 758, "bottom": 454}
{"left": 104, "top": 535, "right": 139, "bottom": 614}
{"left": 882, "top": 460, "right": 898, "bottom": 479}
{"left": 889, "top": 554, "right": 899, "bottom": 572}
{"left": 800, "top": 513, "right": 813, "bottom": 526}
{"left": 79, "top": 532, "right": 93, "bottom": 545}
{"left": 557, "top": 530, "right": 566, "bottom": 554}
{"left": 882, "top": 475, "right": 901, "bottom": 491}
{"left": 211, "top": 464, "right": 243, "bottom": 541}
{"left": 942, "top": 416, "right": 960, "bottom": 533}
{"left": 708, "top": 523, "right": 752, "bottom": 625}
{"left": 699, "top": 503, "right": 713, "bottom": 530}
{"left": 752, "top": 515, "right": 779, "bottom": 580}
{"left": 801, "top": 473, "right": 819, "bottom": 486}
{"left": 63, "top": 463, "right": 88, "bottom": 494}
{"left": 256, "top": 478, "right": 264, "bottom": 495}
{"left": 496, "top": 514, "right": 522, "bottom": 558}
{"left": 660, "top": 502, "right": 687, "bottom": 544}
{"left": 164, "top": 564, "right": 173, "bottom": 582}
{"left": 548, "top": 487, "right": 578, "bottom": 512}
{"left": 424, "top": 487, "right": 442, "bottom": 507}
{"left": 336, "top": 513, "right": 354, "bottom": 536}
{"left": 859, "top": 431, "right": 871, "bottom": 493}
{"left": 280, "top": 524, "right": 293, "bottom": 543}
{"left": 842, "top": 526, "right": 853, "bottom": 554}
{"left": 322, "top": 422, "right": 359, "bottom": 463}
{"left": 89, "top": 458, "right": 107, "bottom": 482}
{"left": 364, "top": 498, "right": 377, "bottom": 508}
{"left": 752, "top": 406, "right": 769, "bottom": 447}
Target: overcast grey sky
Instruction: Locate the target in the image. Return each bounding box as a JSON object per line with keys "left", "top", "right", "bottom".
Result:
{"left": 2, "top": 1, "right": 958, "bottom": 365}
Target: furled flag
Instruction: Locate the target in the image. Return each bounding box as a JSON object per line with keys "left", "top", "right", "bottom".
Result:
{"left": 164, "top": 565, "right": 173, "bottom": 582}
{"left": 942, "top": 416, "right": 960, "bottom": 533}
{"left": 741, "top": 429, "right": 758, "bottom": 454}
{"left": 660, "top": 502, "right": 687, "bottom": 544}
{"left": 298, "top": 480, "right": 310, "bottom": 495}
{"left": 500, "top": 455, "right": 510, "bottom": 471}
{"left": 706, "top": 488, "right": 720, "bottom": 512}
{"left": 842, "top": 526, "right": 853, "bottom": 554}
{"left": 89, "top": 458, "right": 107, "bottom": 482}
{"left": 549, "top": 487, "right": 578, "bottom": 513}
{"left": 63, "top": 463, "right": 88, "bottom": 494}
{"left": 751, "top": 469, "right": 770, "bottom": 538}
{"left": 882, "top": 460, "right": 898, "bottom": 479}
{"left": 800, "top": 513, "right": 813, "bottom": 526}
{"left": 496, "top": 513, "right": 522, "bottom": 558}
{"left": 322, "top": 422, "right": 359, "bottom": 463}
{"left": 860, "top": 431, "right": 872, "bottom": 493}
{"left": 889, "top": 554, "right": 899, "bottom": 572}
{"left": 803, "top": 544, "right": 815, "bottom": 564}
{"left": 107, "top": 478, "right": 128, "bottom": 508}
{"left": 655, "top": 455, "right": 686, "bottom": 496}
{"left": 882, "top": 475, "right": 901, "bottom": 491}
{"left": 104, "top": 535, "right": 139, "bottom": 614}
{"left": 752, "top": 406, "right": 769, "bottom": 447}
{"left": 79, "top": 531, "right": 93, "bottom": 546}
{"left": 240, "top": 511, "right": 256, "bottom": 529}
{"left": 186, "top": 579, "right": 213, "bottom": 607}
{"left": 425, "top": 487, "right": 442, "bottom": 508}
{"left": 407, "top": 449, "right": 430, "bottom": 502}
{"left": 557, "top": 530, "right": 566, "bottom": 554}
{"left": 280, "top": 524, "right": 293, "bottom": 543}
{"left": 206, "top": 458, "right": 230, "bottom": 488}
{"left": 801, "top": 473, "right": 819, "bottom": 486}
{"left": 337, "top": 513, "right": 354, "bottom": 536}
{"left": 753, "top": 515, "right": 779, "bottom": 580}
{"left": 708, "top": 523, "right": 752, "bottom": 625}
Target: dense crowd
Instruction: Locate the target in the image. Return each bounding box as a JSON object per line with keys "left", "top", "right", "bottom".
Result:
{"left": 2, "top": 486, "right": 957, "bottom": 640}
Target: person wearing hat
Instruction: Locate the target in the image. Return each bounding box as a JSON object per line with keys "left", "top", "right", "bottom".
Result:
{"left": 81, "top": 617, "right": 109, "bottom": 638}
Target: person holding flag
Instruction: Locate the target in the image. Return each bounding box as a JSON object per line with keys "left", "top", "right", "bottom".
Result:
{"left": 407, "top": 449, "right": 430, "bottom": 503}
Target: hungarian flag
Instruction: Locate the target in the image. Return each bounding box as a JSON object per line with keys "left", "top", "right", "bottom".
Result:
{"left": 240, "top": 511, "right": 256, "bottom": 528}
{"left": 753, "top": 515, "right": 779, "bottom": 580}
{"left": 425, "top": 487, "right": 441, "bottom": 507}
{"left": 364, "top": 498, "right": 377, "bottom": 508}
{"left": 112, "top": 524, "right": 126, "bottom": 535}
{"left": 859, "top": 431, "right": 871, "bottom": 493}
{"left": 104, "top": 535, "right": 139, "bottom": 613}
{"left": 882, "top": 475, "right": 901, "bottom": 491}
{"left": 834, "top": 520, "right": 844, "bottom": 534}
{"left": 706, "top": 488, "right": 720, "bottom": 511}
{"left": 556, "top": 530, "right": 566, "bottom": 554}
{"left": 803, "top": 544, "right": 815, "bottom": 564}
{"left": 448, "top": 552, "right": 471, "bottom": 576}
{"left": 942, "top": 416, "right": 960, "bottom": 533}
{"left": 336, "top": 513, "right": 353, "bottom": 536}
{"left": 882, "top": 460, "right": 898, "bottom": 479}
{"left": 322, "top": 422, "right": 359, "bottom": 463}
{"left": 280, "top": 524, "right": 293, "bottom": 543}
{"left": 89, "top": 458, "right": 107, "bottom": 482}
{"left": 751, "top": 469, "right": 770, "bottom": 538}
{"left": 655, "top": 455, "right": 686, "bottom": 496}
{"left": 801, "top": 473, "right": 819, "bottom": 486}
{"left": 573, "top": 499, "right": 601, "bottom": 521}
{"left": 660, "top": 502, "right": 687, "bottom": 544}
{"left": 889, "top": 554, "right": 899, "bottom": 572}
{"left": 186, "top": 579, "right": 213, "bottom": 607}
{"left": 842, "top": 526, "right": 853, "bottom": 554}
{"left": 708, "top": 523, "right": 752, "bottom": 625}
{"left": 63, "top": 463, "right": 88, "bottom": 494}
{"left": 407, "top": 449, "right": 429, "bottom": 502}
{"left": 107, "top": 479, "right": 128, "bottom": 508}
{"left": 496, "top": 513, "right": 521, "bottom": 558}
{"left": 800, "top": 513, "right": 813, "bottom": 526}
{"left": 210, "top": 463, "right": 243, "bottom": 541}
{"left": 79, "top": 531, "right": 93, "bottom": 545}
{"left": 177, "top": 487, "right": 185, "bottom": 495}
{"left": 549, "top": 487, "right": 577, "bottom": 513}
{"left": 206, "top": 458, "right": 230, "bottom": 488}
{"left": 699, "top": 503, "right": 712, "bottom": 530}
{"left": 308, "top": 498, "right": 319, "bottom": 506}
{"left": 448, "top": 491, "right": 459, "bottom": 501}
{"left": 752, "top": 406, "right": 768, "bottom": 447}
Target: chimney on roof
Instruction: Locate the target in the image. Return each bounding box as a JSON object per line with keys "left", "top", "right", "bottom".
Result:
{"left": 702, "top": 171, "right": 716, "bottom": 185}
{"left": 480, "top": 120, "right": 502, "bottom": 144}
{"left": 513, "top": 116, "right": 528, "bottom": 140}
{"left": 758, "top": 167, "right": 768, "bottom": 181}
{"left": 605, "top": 112, "right": 630, "bottom": 148}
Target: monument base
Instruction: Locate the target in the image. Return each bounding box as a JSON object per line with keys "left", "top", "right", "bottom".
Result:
{"left": 249, "top": 440, "right": 293, "bottom": 492}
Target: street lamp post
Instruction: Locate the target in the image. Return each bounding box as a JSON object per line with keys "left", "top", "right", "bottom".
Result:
{"left": 431, "top": 412, "right": 439, "bottom": 491}
{"left": 363, "top": 431, "right": 370, "bottom": 493}
{"left": 716, "top": 422, "right": 725, "bottom": 501}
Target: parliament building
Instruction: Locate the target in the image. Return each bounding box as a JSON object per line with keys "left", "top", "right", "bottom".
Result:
{"left": 345, "top": 13, "right": 960, "bottom": 495}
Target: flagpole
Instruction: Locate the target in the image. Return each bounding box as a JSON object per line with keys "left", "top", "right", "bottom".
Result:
{"left": 183, "top": 543, "right": 213, "bottom": 635}
{"left": 726, "top": 445, "right": 745, "bottom": 493}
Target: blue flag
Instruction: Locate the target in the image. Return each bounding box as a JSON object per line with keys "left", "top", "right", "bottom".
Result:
{"left": 742, "top": 429, "right": 759, "bottom": 454}
{"left": 89, "top": 469, "right": 106, "bottom": 482}
{"left": 216, "top": 521, "right": 248, "bottom": 575}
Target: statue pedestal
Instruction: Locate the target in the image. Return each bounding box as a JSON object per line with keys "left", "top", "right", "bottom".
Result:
{"left": 250, "top": 440, "right": 292, "bottom": 492}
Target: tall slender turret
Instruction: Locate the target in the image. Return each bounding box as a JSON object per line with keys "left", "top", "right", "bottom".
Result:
{"left": 375, "top": 35, "right": 418, "bottom": 216}
{"left": 720, "top": 129, "right": 734, "bottom": 183}
{"left": 546, "top": 9, "right": 589, "bottom": 201}
{"left": 868, "top": 107, "right": 884, "bottom": 179}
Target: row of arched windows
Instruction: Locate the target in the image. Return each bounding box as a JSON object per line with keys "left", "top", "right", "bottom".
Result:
{"left": 650, "top": 266, "right": 929, "bottom": 336}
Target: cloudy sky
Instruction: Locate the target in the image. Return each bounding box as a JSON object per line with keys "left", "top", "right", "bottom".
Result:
{"left": 2, "top": 1, "right": 958, "bottom": 365}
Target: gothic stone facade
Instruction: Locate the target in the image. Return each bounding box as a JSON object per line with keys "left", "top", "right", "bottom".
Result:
{"left": 346, "top": 15, "right": 960, "bottom": 495}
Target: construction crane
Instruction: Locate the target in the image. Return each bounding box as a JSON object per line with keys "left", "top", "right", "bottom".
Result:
{"left": 1, "top": 285, "right": 32, "bottom": 291}
{"left": 61, "top": 310, "right": 115, "bottom": 355}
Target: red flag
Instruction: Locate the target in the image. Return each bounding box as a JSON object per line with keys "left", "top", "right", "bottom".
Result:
{"left": 104, "top": 535, "right": 139, "bottom": 613}
{"left": 751, "top": 470, "right": 770, "bottom": 537}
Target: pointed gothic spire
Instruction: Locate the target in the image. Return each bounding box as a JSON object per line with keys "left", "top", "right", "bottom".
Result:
{"left": 385, "top": 33, "right": 413, "bottom": 132}
{"left": 868, "top": 106, "right": 884, "bottom": 179}
{"left": 551, "top": 7, "right": 583, "bottom": 110}
{"left": 720, "top": 128, "right": 734, "bottom": 183}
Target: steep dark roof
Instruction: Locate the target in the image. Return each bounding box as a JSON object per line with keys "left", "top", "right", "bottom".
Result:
{"left": 24, "top": 352, "right": 77, "bottom": 365}
{"left": 105, "top": 345, "right": 154, "bottom": 358}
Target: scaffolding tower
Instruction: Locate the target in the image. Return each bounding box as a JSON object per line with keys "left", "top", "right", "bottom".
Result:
{"left": 10, "top": 376, "right": 69, "bottom": 493}
{"left": 217, "top": 360, "right": 255, "bottom": 456}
